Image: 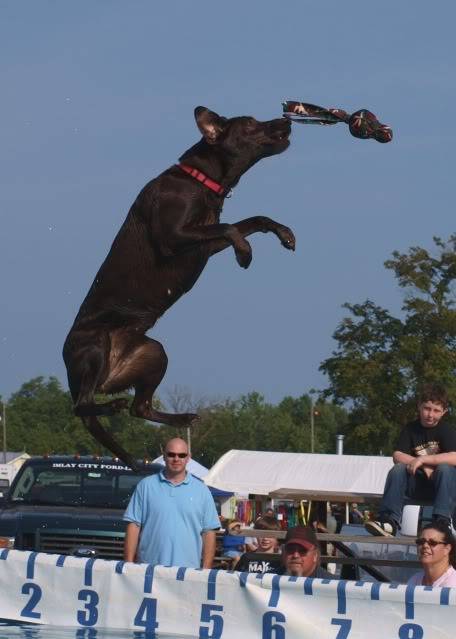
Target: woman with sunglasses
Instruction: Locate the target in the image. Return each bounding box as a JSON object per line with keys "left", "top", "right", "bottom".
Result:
{"left": 408, "top": 520, "right": 456, "bottom": 587}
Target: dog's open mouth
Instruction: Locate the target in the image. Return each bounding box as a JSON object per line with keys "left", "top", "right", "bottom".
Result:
{"left": 272, "top": 119, "right": 292, "bottom": 142}
{"left": 272, "top": 128, "right": 291, "bottom": 145}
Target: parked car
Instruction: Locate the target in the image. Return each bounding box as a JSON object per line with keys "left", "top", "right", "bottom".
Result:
{"left": 0, "top": 455, "right": 162, "bottom": 560}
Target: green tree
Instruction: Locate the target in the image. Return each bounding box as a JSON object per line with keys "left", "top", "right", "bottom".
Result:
{"left": 320, "top": 235, "right": 456, "bottom": 455}
{"left": 3, "top": 379, "right": 348, "bottom": 463}
{"left": 6, "top": 376, "right": 91, "bottom": 454}
{"left": 189, "top": 392, "right": 348, "bottom": 465}
{"left": 5, "top": 377, "right": 164, "bottom": 459}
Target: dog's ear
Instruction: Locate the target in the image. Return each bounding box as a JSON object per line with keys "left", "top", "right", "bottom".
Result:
{"left": 195, "top": 106, "right": 226, "bottom": 144}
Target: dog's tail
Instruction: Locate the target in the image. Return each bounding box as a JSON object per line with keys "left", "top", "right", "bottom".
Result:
{"left": 81, "top": 416, "right": 140, "bottom": 472}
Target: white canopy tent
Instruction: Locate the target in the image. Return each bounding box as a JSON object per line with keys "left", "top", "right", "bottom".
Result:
{"left": 203, "top": 449, "right": 393, "bottom": 500}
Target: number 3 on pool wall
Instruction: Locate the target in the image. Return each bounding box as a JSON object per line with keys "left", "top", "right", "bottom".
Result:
{"left": 77, "top": 589, "right": 99, "bottom": 626}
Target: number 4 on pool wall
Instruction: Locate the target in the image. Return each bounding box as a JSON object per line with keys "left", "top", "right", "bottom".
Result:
{"left": 331, "top": 618, "right": 352, "bottom": 639}
{"left": 134, "top": 597, "right": 159, "bottom": 634}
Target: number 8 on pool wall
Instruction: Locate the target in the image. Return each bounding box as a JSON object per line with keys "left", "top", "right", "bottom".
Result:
{"left": 398, "top": 624, "right": 424, "bottom": 639}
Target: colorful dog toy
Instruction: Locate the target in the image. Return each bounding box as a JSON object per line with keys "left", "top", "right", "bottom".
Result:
{"left": 282, "top": 100, "right": 393, "bottom": 143}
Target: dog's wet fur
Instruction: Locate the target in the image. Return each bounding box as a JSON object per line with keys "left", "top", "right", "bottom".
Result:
{"left": 63, "top": 107, "right": 295, "bottom": 469}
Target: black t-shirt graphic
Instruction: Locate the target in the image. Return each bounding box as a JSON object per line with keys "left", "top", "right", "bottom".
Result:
{"left": 396, "top": 418, "right": 456, "bottom": 457}
{"left": 236, "top": 552, "right": 283, "bottom": 574}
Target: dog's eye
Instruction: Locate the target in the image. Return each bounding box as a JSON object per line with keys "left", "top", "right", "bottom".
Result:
{"left": 245, "top": 119, "right": 256, "bottom": 132}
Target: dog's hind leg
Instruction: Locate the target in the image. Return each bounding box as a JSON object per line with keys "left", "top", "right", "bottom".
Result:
{"left": 101, "top": 334, "right": 199, "bottom": 427}
{"left": 64, "top": 330, "right": 129, "bottom": 417}
{"left": 81, "top": 416, "right": 139, "bottom": 471}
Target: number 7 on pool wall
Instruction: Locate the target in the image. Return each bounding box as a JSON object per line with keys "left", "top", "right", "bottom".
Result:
{"left": 331, "top": 618, "right": 352, "bottom": 639}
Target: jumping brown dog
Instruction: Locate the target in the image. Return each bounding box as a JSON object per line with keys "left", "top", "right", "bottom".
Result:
{"left": 63, "top": 107, "right": 295, "bottom": 469}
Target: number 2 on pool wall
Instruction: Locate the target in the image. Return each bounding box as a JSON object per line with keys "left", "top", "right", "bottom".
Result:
{"left": 20, "top": 583, "right": 42, "bottom": 620}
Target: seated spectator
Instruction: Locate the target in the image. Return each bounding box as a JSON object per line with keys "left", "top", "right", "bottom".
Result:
{"left": 222, "top": 520, "right": 245, "bottom": 567}
{"left": 243, "top": 520, "right": 259, "bottom": 552}
{"left": 407, "top": 520, "right": 456, "bottom": 587}
{"left": 278, "top": 526, "right": 335, "bottom": 579}
{"left": 365, "top": 385, "right": 456, "bottom": 537}
{"left": 349, "top": 503, "right": 364, "bottom": 524}
{"left": 236, "top": 516, "right": 282, "bottom": 574}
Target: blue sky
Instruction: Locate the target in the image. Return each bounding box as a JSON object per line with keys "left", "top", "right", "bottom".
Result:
{"left": 1, "top": 1, "right": 455, "bottom": 407}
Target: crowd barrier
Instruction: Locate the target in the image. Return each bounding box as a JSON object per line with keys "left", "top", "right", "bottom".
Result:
{"left": 0, "top": 549, "right": 454, "bottom": 637}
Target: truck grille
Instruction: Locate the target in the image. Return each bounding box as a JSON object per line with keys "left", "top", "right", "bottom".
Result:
{"left": 35, "top": 529, "right": 125, "bottom": 560}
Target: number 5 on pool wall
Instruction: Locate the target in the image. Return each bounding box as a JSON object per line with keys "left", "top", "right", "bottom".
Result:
{"left": 199, "top": 603, "right": 224, "bottom": 639}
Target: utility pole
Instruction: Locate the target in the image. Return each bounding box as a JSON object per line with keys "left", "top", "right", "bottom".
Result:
{"left": 310, "top": 395, "right": 315, "bottom": 453}
{"left": 1, "top": 400, "right": 6, "bottom": 464}
{"left": 186, "top": 426, "right": 192, "bottom": 457}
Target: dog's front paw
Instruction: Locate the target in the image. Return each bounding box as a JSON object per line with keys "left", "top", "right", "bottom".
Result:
{"left": 235, "top": 240, "right": 252, "bottom": 269}
{"left": 278, "top": 226, "right": 296, "bottom": 251}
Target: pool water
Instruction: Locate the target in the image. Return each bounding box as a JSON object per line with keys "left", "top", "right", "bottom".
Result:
{"left": 0, "top": 622, "right": 190, "bottom": 639}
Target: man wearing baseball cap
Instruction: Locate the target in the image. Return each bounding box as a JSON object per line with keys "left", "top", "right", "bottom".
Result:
{"left": 279, "top": 526, "right": 335, "bottom": 579}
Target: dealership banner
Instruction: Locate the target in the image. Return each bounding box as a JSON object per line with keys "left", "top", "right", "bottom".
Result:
{"left": 0, "top": 549, "right": 454, "bottom": 638}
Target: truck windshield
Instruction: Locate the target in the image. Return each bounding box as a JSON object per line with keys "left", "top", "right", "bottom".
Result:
{"left": 9, "top": 462, "right": 143, "bottom": 509}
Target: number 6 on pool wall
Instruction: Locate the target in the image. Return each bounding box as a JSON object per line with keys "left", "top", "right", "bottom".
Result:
{"left": 199, "top": 603, "right": 224, "bottom": 639}
{"left": 262, "top": 611, "right": 286, "bottom": 639}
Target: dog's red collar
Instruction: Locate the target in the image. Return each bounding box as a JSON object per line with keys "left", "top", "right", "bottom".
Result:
{"left": 178, "top": 163, "right": 226, "bottom": 196}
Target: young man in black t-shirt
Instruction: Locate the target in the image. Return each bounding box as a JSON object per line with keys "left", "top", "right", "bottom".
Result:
{"left": 366, "top": 385, "right": 456, "bottom": 537}
{"left": 236, "top": 516, "right": 283, "bottom": 574}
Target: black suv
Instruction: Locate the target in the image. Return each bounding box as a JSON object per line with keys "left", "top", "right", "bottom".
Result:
{"left": 0, "top": 455, "right": 162, "bottom": 560}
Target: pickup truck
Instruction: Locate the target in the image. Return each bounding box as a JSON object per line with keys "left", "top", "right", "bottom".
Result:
{"left": 0, "top": 455, "right": 162, "bottom": 560}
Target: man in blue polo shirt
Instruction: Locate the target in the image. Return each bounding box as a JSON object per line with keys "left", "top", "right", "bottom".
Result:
{"left": 123, "top": 437, "right": 220, "bottom": 568}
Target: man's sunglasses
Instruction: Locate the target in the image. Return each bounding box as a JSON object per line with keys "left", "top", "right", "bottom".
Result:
{"left": 284, "top": 544, "right": 315, "bottom": 556}
{"left": 166, "top": 452, "right": 188, "bottom": 459}
{"left": 415, "top": 538, "right": 447, "bottom": 548}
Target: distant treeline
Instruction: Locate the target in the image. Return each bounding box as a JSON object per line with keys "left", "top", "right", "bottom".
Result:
{"left": 1, "top": 235, "right": 455, "bottom": 464}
